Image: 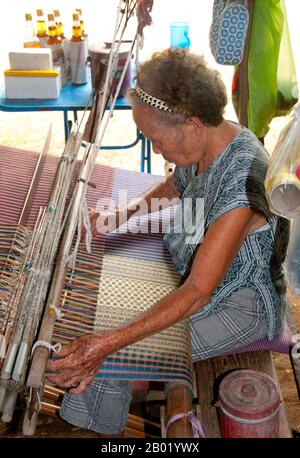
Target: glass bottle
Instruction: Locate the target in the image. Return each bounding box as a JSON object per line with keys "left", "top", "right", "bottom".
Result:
{"left": 69, "top": 13, "right": 88, "bottom": 84}
{"left": 54, "top": 10, "right": 65, "bottom": 40}
{"left": 76, "top": 8, "right": 88, "bottom": 39}
{"left": 47, "top": 13, "right": 61, "bottom": 46}
{"left": 53, "top": 10, "right": 71, "bottom": 82}
{"left": 24, "top": 13, "right": 40, "bottom": 48}
{"left": 71, "top": 13, "right": 82, "bottom": 42}
{"left": 47, "top": 13, "right": 66, "bottom": 86}
{"left": 36, "top": 9, "right": 48, "bottom": 47}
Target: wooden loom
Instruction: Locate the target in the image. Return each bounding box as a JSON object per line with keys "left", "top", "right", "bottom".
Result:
{"left": 0, "top": 0, "right": 296, "bottom": 438}
{"left": 0, "top": 144, "right": 194, "bottom": 438}
{"left": 0, "top": 0, "right": 196, "bottom": 438}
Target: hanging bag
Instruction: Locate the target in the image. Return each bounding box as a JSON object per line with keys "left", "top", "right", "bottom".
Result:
{"left": 265, "top": 102, "right": 300, "bottom": 220}
{"left": 274, "top": 0, "right": 298, "bottom": 116}
{"left": 209, "top": 0, "right": 249, "bottom": 65}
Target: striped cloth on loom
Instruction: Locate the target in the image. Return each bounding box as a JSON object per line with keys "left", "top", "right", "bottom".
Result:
{"left": 0, "top": 145, "right": 192, "bottom": 386}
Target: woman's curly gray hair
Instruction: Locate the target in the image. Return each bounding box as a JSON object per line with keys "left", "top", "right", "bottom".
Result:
{"left": 128, "top": 48, "right": 228, "bottom": 126}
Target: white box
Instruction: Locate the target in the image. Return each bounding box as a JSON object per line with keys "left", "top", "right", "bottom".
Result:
{"left": 4, "top": 69, "right": 61, "bottom": 99}
{"left": 9, "top": 49, "right": 53, "bottom": 70}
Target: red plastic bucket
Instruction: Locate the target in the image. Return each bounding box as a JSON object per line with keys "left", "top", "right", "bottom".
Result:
{"left": 88, "top": 41, "right": 132, "bottom": 98}
{"left": 217, "top": 370, "right": 280, "bottom": 438}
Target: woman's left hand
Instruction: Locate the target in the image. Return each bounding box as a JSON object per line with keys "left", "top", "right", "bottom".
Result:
{"left": 46, "top": 334, "right": 106, "bottom": 395}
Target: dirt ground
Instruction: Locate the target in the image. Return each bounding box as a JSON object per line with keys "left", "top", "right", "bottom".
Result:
{"left": 0, "top": 110, "right": 299, "bottom": 438}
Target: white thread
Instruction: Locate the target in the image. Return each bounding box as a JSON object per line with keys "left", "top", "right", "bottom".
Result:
{"left": 82, "top": 200, "right": 92, "bottom": 254}
{"left": 28, "top": 267, "right": 37, "bottom": 275}
{"left": 26, "top": 386, "right": 33, "bottom": 408}
{"left": 61, "top": 154, "right": 72, "bottom": 163}
{"left": 49, "top": 304, "right": 65, "bottom": 319}
{"left": 166, "top": 410, "right": 205, "bottom": 438}
{"left": 138, "top": 34, "right": 144, "bottom": 49}
{"left": 65, "top": 250, "right": 76, "bottom": 268}
{"left": 36, "top": 387, "right": 42, "bottom": 410}
{"left": 67, "top": 201, "right": 85, "bottom": 269}
{"left": 27, "top": 385, "right": 42, "bottom": 411}
{"left": 31, "top": 340, "right": 62, "bottom": 356}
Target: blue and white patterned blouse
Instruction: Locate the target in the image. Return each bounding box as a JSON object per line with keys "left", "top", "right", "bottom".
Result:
{"left": 163, "top": 127, "right": 290, "bottom": 339}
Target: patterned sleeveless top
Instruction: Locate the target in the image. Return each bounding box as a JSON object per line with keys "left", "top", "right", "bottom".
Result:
{"left": 163, "top": 127, "right": 289, "bottom": 339}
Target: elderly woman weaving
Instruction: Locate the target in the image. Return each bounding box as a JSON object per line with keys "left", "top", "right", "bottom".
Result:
{"left": 47, "top": 49, "right": 289, "bottom": 437}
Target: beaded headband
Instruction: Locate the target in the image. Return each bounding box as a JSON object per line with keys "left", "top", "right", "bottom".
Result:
{"left": 135, "top": 86, "right": 174, "bottom": 113}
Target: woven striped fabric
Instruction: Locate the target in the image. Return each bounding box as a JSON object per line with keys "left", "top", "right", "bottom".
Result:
{"left": 0, "top": 145, "right": 192, "bottom": 386}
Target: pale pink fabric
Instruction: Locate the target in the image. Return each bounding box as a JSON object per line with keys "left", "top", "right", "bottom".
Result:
{"left": 223, "top": 321, "right": 293, "bottom": 356}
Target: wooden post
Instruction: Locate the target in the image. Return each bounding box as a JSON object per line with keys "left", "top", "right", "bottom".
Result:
{"left": 238, "top": 0, "right": 255, "bottom": 127}
{"left": 165, "top": 384, "right": 193, "bottom": 438}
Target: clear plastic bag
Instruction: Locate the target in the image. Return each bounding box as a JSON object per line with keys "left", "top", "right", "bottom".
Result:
{"left": 265, "top": 102, "right": 300, "bottom": 220}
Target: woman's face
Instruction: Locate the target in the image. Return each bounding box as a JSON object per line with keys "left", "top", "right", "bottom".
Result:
{"left": 132, "top": 104, "right": 204, "bottom": 167}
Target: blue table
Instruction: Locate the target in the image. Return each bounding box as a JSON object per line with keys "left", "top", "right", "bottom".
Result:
{"left": 0, "top": 80, "right": 151, "bottom": 173}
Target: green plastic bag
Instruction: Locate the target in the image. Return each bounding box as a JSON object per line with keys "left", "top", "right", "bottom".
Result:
{"left": 233, "top": 0, "right": 298, "bottom": 138}
{"left": 275, "top": 1, "right": 298, "bottom": 115}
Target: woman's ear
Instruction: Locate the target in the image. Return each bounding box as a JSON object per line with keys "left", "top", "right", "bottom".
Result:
{"left": 184, "top": 116, "right": 205, "bottom": 139}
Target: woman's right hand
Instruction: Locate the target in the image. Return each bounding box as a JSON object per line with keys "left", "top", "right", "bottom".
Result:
{"left": 88, "top": 207, "right": 120, "bottom": 238}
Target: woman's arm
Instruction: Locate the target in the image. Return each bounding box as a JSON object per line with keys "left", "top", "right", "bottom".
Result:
{"left": 47, "top": 206, "right": 263, "bottom": 393}
{"left": 105, "top": 206, "right": 265, "bottom": 342}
